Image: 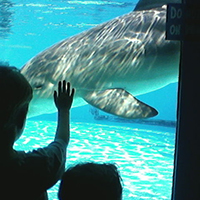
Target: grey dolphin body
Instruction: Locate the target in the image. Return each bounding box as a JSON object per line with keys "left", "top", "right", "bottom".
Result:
{"left": 21, "top": 0, "right": 180, "bottom": 119}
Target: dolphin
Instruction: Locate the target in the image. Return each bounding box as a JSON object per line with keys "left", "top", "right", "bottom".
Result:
{"left": 21, "top": 0, "right": 180, "bottom": 119}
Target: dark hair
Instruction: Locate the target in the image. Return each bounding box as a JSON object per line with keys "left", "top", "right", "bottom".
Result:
{"left": 58, "top": 162, "right": 123, "bottom": 200}
{"left": 0, "top": 66, "right": 33, "bottom": 127}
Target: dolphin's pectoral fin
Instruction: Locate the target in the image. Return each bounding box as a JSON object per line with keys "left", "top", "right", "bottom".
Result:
{"left": 83, "top": 89, "right": 158, "bottom": 119}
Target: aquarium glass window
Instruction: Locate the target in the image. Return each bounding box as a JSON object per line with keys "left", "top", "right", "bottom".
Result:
{"left": 1, "top": 0, "right": 179, "bottom": 199}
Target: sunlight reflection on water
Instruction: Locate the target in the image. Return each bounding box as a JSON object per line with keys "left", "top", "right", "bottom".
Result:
{"left": 14, "top": 120, "right": 175, "bottom": 200}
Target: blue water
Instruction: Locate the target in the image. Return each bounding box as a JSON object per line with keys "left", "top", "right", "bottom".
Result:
{"left": 1, "top": 0, "right": 177, "bottom": 199}
{"left": 1, "top": 0, "right": 137, "bottom": 67}
{"left": 14, "top": 120, "right": 175, "bottom": 200}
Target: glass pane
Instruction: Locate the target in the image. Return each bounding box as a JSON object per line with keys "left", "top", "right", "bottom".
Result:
{"left": 1, "top": 0, "right": 179, "bottom": 199}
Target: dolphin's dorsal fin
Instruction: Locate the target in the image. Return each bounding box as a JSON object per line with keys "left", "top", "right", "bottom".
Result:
{"left": 83, "top": 89, "right": 158, "bottom": 119}
{"left": 134, "top": 0, "right": 182, "bottom": 11}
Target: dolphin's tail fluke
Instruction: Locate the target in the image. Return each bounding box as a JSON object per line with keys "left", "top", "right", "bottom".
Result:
{"left": 83, "top": 88, "right": 158, "bottom": 119}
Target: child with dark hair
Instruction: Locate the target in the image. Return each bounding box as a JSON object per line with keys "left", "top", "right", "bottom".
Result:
{"left": 0, "top": 66, "right": 75, "bottom": 200}
{"left": 58, "top": 162, "right": 123, "bottom": 200}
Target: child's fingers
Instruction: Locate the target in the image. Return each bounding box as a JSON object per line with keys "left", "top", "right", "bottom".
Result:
{"left": 63, "top": 80, "right": 66, "bottom": 93}
{"left": 53, "top": 90, "right": 57, "bottom": 103}
{"left": 58, "top": 81, "right": 61, "bottom": 96}
{"left": 71, "top": 88, "right": 75, "bottom": 98}
{"left": 66, "top": 82, "right": 69, "bottom": 96}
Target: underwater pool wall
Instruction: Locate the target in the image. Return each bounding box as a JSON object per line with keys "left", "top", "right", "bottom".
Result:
{"left": 171, "top": 0, "right": 200, "bottom": 199}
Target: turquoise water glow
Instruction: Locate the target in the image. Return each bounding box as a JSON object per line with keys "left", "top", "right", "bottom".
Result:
{"left": 1, "top": 0, "right": 177, "bottom": 199}
{"left": 14, "top": 120, "right": 175, "bottom": 199}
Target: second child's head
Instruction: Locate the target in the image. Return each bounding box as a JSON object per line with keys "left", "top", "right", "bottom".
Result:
{"left": 58, "top": 162, "right": 123, "bottom": 200}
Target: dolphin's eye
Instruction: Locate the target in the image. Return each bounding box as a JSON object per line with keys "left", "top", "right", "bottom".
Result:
{"left": 34, "top": 85, "right": 43, "bottom": 90}
{"left": 33, "top": 83, "right": 43, "bottom": 90}
{"left": 32, "top": 78, "right": 45, "bottom": 90}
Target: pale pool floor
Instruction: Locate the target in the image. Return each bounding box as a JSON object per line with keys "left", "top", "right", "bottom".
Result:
{"left": 14, "top": 121, "right": 175, "bottom": 200}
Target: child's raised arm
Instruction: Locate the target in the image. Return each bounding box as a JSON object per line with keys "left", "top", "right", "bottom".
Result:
{"left": 54, "top": 80, "right": 75, "bottom": 146}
